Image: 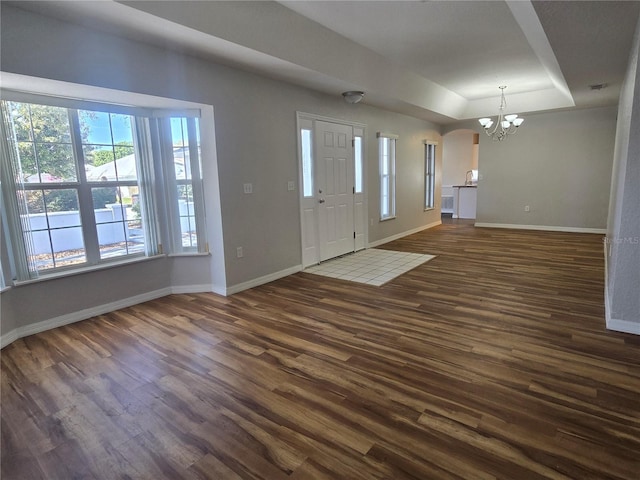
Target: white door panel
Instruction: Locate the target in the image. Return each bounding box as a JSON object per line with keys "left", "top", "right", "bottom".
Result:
{"left": 303, "top": 208, "right": 316, "bottom": 248}
{"left": 354, "top": 200, "right": 365, "bottom": 251}
{"left": 317, "top": 121, "right": 354, "bottom": 262}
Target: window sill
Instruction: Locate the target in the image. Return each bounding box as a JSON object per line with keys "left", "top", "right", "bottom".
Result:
{"left": 168, "top": 252, "right": 211, "bottom": 258}
{"left": 424, "top": 207, "right": 436, "bottom": 212}
{"left": 380, "top": 216, "right": 396, "bottom": 222}
{"left": 13, "top": 254, "right": 165, "bottom": 287}
{"left": 0, "top": 286, "right": 11, "bottom": 294}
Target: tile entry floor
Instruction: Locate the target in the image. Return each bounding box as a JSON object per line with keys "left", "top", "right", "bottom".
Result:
{"left": 304, "top": 248, "right": 436, "bottom": 286}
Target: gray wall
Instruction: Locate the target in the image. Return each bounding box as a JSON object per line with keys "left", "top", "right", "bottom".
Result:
{"left": 476, "top": 107, "right": 617, "bottom": 230}
{"left": 0, "top": 5, "right": 440, "bottom": 336}
{"left": 370, "top": 123, "right": 442, "bottom": 243}
{"left": 606, "top": 14, "right": 640, "bottom": 332}
{"left": 1, "top": 257, "right": 170, "bottom": 326}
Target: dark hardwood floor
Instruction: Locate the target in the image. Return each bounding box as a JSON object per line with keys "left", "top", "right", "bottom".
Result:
{"left": 2, "top": 221, "right": 639, "bottom": 479}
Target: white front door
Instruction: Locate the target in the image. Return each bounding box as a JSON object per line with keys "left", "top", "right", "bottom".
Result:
{"left": 316, "top": 121, "right": 354, "bottom": 262}
{"left": 298, "top": 114, "right": 366, "bottom": 268}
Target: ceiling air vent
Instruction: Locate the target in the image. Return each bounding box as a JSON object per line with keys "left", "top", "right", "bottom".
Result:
{"left": 589, "top": 83, "right": 608, "bottom": 91}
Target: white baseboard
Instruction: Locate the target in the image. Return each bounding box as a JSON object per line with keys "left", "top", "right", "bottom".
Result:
{"left": 474, "top": 223, "right": 606, "bottom": 234}
{"left": 170, "top": 283, "right": 227, "bottom": 296}
{"left": 226, "top": 265, "right": 303, "bottom": 295}
{"left": 170, "top": 284, "right": 214, "bottom": 295}
{"left": 1, "top": 287, "right": 172, "bottom": 349}
{"left": 606, "top": 318, "right": 640, "bottom": 335}
{"left": 210, "top": 284, "right": 227, "bottom": 296}
{"left": 1, "top": 330, "right": 19, "bottom": 349}
{"left": 0, "top": 268, "right": 304, "bottom": 349}
{"left": 368, "top": 220, "right": 442, "bottom": 248}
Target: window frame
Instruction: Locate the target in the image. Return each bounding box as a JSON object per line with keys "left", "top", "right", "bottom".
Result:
{"left": 159, "top": 116, "right": 207, "bottom": 253}
{"left": 378, "top": 132, "right": 397, "bottom": 221}
{"left": 354, "top": 134, "right": 364, "bottom": 194}
{"left": 300, "top": 127, "right": 314, "bottom": 198}
{"left": 2, "top": 102, "right": 151, "bottom": 275}
{"left": 424, "top": 140, "right": 437, "bottom": 210}
{"left": 0, "top": 199, "right": 9, "bottom": 290}
{"left": 0, "top": 93, "right": 207, "bottom": 282}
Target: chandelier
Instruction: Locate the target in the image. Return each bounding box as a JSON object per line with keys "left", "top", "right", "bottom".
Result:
{"left": 478, "top": 86, "right": 524, "bottom": 141}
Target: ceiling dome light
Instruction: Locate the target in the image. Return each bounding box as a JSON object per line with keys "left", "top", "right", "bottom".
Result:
{"left": 342, "top": 91, "right": 365, "bottom": 104}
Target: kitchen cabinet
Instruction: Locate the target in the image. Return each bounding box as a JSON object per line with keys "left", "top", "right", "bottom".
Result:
{"left": 452, "top": 186, "right": 477, "bottom": 219}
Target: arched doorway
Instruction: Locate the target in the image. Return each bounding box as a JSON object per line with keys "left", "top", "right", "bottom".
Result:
{"left": 442, "top": 129, "right": 479, "bottom": 219}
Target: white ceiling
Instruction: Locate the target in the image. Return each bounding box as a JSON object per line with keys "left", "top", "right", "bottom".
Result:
{"left": 6, "top": 1, "right": 640, "bottom": 125}
{"left": 281, "top": 1, "right": 554, "bottom": 100}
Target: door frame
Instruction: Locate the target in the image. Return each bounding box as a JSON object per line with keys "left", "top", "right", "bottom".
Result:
{"left": 296, "top": 112, "right": 368, "bottom": 268}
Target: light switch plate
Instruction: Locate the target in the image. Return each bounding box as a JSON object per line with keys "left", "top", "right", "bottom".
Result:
{"left": 287, "top": 181, "right": 295, "bottom": 191}
{"left": 243, "top": 183, "right": 253, "bottom": 194}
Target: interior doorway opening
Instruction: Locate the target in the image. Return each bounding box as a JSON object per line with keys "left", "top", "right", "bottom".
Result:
{"left": 442, "top": 129, "right": 479, "bottom": 220}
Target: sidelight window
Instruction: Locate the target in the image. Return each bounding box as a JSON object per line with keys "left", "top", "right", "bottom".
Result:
{"left": 378, "top": 132, "right": 397, "bottom": 220}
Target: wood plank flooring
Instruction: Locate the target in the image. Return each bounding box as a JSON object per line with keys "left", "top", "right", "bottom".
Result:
{"left": 2, "top": 220, "right": 639, "bottom": 479}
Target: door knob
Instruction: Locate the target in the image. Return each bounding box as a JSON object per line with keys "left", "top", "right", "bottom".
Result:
{"left": 319, "top": 198, "right": 325, "bottom": 203}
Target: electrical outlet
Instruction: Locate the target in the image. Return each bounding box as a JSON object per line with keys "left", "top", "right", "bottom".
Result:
{"left": 525, "top": 205, "right": 530, "bottom": 212}
{"left": 236, "top": 246, "right": 243, "bottom": 258}
{"left": 243, "top": 183, "right": 253, "bottom": 194}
